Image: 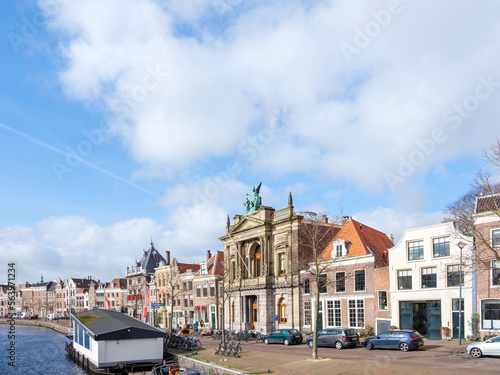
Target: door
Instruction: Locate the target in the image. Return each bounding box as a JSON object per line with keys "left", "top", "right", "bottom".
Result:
{"left": 399, "top": 301, "right": 413, "bottom": 330}
{"left": 211, "top": 313, "right": 216, "bottom": 330}
{"left": 427, "top": 301, "right": 441, "bottom": 340}
{"left": 252, "top": 298, "right": 258, "bottom": 330}
{"left": 452, "top": 312, "right": 464, "bottom": 340}
{"left": 317, "top": 330, "right": 327, "bottom": 346}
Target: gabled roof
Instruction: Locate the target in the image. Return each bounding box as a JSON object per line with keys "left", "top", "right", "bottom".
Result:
{"left": 70, "top": 278, "right": 96, "bottom": 288}
{"left": 319, "top": 219, "right": 392, "bottom": 267}
{"left": 133, "top": 241, "right": 167, "bottom": 274}
{"left": 475, "top": 193, "right": 500, "bottom": 214}
{"left": 72, "top": 309, "right": 165, "bottom": 341}
{"left": 177, "top": 263, "right": 200, "bottom": 274}
{"left": 195, "top": 251, "right": 224, "bottom": 276}
{"left": 107, "top": 278, "right": 127, "bottom": 289}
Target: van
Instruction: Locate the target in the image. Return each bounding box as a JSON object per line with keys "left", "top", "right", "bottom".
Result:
{"left": 48, "top": 313, "right": 59, "bottom": 320}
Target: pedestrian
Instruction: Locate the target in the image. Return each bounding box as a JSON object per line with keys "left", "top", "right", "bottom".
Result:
{"left": 200, "top": 319, "right": 204, "bottom": 328}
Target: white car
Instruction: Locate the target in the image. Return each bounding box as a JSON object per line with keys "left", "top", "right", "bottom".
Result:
{"left": 466, "top": 336, "right": 500, "bottom": 358}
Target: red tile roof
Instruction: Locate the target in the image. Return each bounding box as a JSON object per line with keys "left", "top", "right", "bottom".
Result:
{"left": 319, "top": 219, "right": 392, "bottom": 267}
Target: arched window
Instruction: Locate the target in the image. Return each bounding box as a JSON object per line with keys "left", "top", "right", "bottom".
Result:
{"left": 279, "top": 297, "right": 287, "bottom": 324}
{"left": 254, "top": 246, "right": 261, "bottom": 278}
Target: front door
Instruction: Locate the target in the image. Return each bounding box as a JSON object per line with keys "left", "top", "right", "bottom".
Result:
{"left": 413, "top": 302, "right": 427, "bottom": 336}
{"left": 427, "top": 301, "right": 441, "bottom": 340}
{"left": 452, "top": 312, "right": 464, "bottom": 339}
{"left": 252, "top": 298, "right": 257, "bottom": 330}
{"left": 400, "top": 301, "right": 413, "bottom": 330}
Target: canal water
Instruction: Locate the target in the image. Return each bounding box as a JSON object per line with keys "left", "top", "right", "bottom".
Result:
{"left": 0, "top": 324, "right": 86, "bottom": 375}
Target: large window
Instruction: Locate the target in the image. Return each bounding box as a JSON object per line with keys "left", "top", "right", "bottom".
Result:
{"left": 433, "top": 237, "right": 450, "bottom": 257}
{"left": 355, "top": 270, "right": 365, "bottom": 291}
{"left": 481, "top": 300, "right": 500, "bottom": 330}
{"left": 196, "top": 285, "right": 201, "bottom": 298}
{"left": 254, "top": 246, "right": 261, "bottom": 278}
{"left": 492, "top": 260, "right": 500, "bottom": 287}
{"left": 202, "top": 284, "right": 208, "bottom": 298}
{"left": 336, "top": 272, "right": 345, "bottom": 293}
{"left": 304, "top": 279, "right": 310, "bottom": 294}
{"left": 408, "top": 240, "right": 424, "bottom": 261}
{"left": 209, "top": 283, "right": 215, "bottom": 297}
{"left": 327, "top": 300, "right": 341, "bottom": 327}
{"left": 398, "top": 270, "right": 412, "bottom": 290}
{"left": 493, "top": 229, "right": 500, "bottom": 248}
{"left": 378, "top": 291, "right": 388, "bottom": 310}
{"left": 304, "top": 301, "right": 311, "bottom": 325}
{"left": 447, "top": 265, "right": 463, "bottom": 287}
{"left": 421, "top": 267, "right": 437, "bottom": 288}
{"left": 319, "top": 274, "right": 328, "bottom": 294}
{"left": 279, "top": 298, "right": 287, "bottom": 323}
{"left": 279, "top": 253, "right": 286, "bottom": 275}
{"left": 348, "top": 300, "right": 364, "bottom": 328}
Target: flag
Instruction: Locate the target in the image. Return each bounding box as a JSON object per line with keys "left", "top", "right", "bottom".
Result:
{"left": 105, "top": 293, "right": 111, "bottom": 310}
{"left": 143, "top": 286, "right": 150, "bottom": 319}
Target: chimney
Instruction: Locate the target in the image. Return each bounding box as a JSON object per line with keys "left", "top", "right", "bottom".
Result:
{"left": 321, "top": 215, "right": 328, "bottom": 223}
{"left": 389, "top": 234, "right": 395, "bottom": 244}
{"left": 360, "top": 223, "right": 363, "bottom": 231}
{"left": 342, "top": 216, "right": 350, "bottom": 225}
{"left": 165, "top": 251, "right": 171, "bottom": 266}
{"left": 207, "top": 250, "right": 212, "bottom": 261}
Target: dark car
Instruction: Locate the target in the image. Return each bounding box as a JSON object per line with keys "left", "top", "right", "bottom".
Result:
{"left": 306, "top": 328, "right": 360, "bottom": 349}
{"left": 263, "top": 329, "right": 303, "bottom": 345}
{"left": 362, "top": 330, "right": 423, "bottom": 352}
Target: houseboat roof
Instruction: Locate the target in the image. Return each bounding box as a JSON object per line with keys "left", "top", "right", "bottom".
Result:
{"left": 72, "top": 309, "right": 165, "bottom": 341}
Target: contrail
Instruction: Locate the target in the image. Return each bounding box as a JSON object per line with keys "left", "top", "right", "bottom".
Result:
{"left": 0, "top": 122, "right": 161, "bottom": 198}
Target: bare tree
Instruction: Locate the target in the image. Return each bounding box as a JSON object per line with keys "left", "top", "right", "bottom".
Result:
{"left": 298, "top": 215, "right": 359, "bottom": 360}
{"left": 442, "top": 140, "right": 500, "bottom": 273}
{"left": 165, "top": 269, "right": 183, "bottom": 333}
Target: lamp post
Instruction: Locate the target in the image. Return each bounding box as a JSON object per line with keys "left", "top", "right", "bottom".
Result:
{"left": 457, "top": 241, "right": 466, "bottom": 345}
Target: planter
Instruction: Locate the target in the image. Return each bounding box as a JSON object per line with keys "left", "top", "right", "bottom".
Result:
{"left": 441, "top": 327, "right": 450, "bottom": 339}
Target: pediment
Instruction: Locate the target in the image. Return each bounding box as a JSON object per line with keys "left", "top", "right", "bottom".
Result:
{"left": 230, "top": 216, "right": 265, "bottom": 233}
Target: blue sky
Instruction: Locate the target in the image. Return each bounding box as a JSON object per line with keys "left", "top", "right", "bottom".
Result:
{"left": 1, "top": 0, "right": 499, "bottom": 283}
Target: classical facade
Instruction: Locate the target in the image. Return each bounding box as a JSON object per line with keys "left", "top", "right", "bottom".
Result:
{"left": 220, "top": 193, "right": 341, "bottom": 333}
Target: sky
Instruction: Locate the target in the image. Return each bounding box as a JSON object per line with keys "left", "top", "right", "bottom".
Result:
{"left": 1, "top": 0, "right": 500, "bottom": 284}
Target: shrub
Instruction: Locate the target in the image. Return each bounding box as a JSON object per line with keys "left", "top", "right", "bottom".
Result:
{"left": 358, "top": 325, "right": 375, "bottom": 337}
{"left": 389, "top": 325, "right": 398, "bottom": 330}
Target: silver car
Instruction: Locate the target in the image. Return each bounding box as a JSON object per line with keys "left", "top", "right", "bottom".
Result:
{"left": 306, "top": 328, "right": 360, "bottom": 349}
{"left": 466, "top": 336, "right": 500, "bottom": 358}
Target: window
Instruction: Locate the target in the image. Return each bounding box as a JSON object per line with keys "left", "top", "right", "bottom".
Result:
{"left": 196, "top": 285, "right": 201, "bottom": 298}
{"left": 447, "top": 265, "right": 463, "bottom": 287}
{"left": 492, "top": 260, "right": 500, "bottom": 286}
{"left": 202, "top": 284, "right": 208, "bottom": 298}
{"left": 493, "top": 229, "right": 500, "bottom": 248}
{"left": 481, "top": 300, "right": 500, "bottom": 330}
{"left": 336, "top": 244, "right": 343, "bottom": 258}
{"left": 336, "top": 272, "right": 345, "bottom": 293}
{"left": 184, "top": 295, "right": 188, "bottom": 307}
{"left": 304, "top": 301, "right": 311, "bottom": 325}
{"left": 348, "top": 300, "right": 364, "bottom": 328}
{"left": 327, "top": 300, "right": 341, "bottom": 327}
{"left": 398, "top": 270, "right": 412, "bottom": 290}
{"left": 433, "top": 237, "right": 450, "bottom": 257}
{"left": 254, "top": 246, "right": 261, "bottom": 278}
{"left": 231, "top": 261, "right": 236, "bottom": 281}
{"left": 183, "top": 282, "right": 187, "bottom": 291}
{"left": 279, "top": 253, "right": 286, "bottom": 275}
{"left": 421, "top": 267, "right": 437, "bottom": 288}
{"left": 408, "top": 240, "right": 424, "bottom": 261}
{"left": 279, "top": 298, "right": 287, "bottom": 323}
{"left": 188, "top": 281, "right": 193, "bottom": 291}
{"left": 452, "top": 298, "right": 464, "bottom": 312}
{"left": 209, "top": 283, "right": 215, "bottom": 297}
{"left": 378, "top": 291, "right": 388, "bottom": 310}
{"left": 355, "top": 270, "right": 365, "bottom": 291}
{"left": 319, "top": 274, "right": 327, "bottom": 293}
{"left": 201, "top": 263, "right": 207, "bottom": 275}
{"left": 189, "top": 294, "right": 193, "bottom": 307}
{"left": 304, "top": 279, "right": 310, "bottom": 294}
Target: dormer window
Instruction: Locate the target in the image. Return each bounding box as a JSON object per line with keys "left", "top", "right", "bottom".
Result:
{"left": 331, "top": 239, "right": 347, "bottom": 258}
{"left": 201, "top": 263, "right": 207, "bottom": 275}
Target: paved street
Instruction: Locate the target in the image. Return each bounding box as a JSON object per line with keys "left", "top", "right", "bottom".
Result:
{"left": 183, "top": 337, "right": 500, "bottom": 375}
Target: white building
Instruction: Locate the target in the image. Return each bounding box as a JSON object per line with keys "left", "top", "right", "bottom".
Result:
{"left": 71, "top": 309, "right": 164, "bottom": 369}
{"left": 389, "top": 222, "right": 473, "bottom": 340}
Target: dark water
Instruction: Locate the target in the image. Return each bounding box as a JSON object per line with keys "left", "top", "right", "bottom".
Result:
{"left": 0, "top": 324, "right": 86, "bottom": 375}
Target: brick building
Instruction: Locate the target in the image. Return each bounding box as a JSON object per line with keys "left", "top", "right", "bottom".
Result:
{"left": 302, "top": 218, "right": 392, "bottom": 335}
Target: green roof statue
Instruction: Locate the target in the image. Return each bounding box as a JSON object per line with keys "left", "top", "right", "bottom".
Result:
{"left": 244, "top": 182, "right": 262, "bottom": 214}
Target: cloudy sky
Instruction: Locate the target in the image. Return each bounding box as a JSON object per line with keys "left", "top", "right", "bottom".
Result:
{"left": 1, "top": 0, "right": 499, "bottom": 284}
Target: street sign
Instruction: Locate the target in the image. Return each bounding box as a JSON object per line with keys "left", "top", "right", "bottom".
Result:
{"left": 151, "top": 303, "right": 164, "bottom": 308}
{"left": 274, "top": 314, "right": 278, "bottom": 322}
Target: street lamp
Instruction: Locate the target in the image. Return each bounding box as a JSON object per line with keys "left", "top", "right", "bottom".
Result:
{"left": 457, "top": 241, "right": 466, "bottom": 345}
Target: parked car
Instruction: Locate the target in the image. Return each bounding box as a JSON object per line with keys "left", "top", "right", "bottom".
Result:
{"left": 306, "top": 328, "right": 360, "bottom": 349}
{"left": 48, "top": 313, "right": 60, "bottom": 320}
{"left": 466, "top": 336, "right": 500, "bottom": 358}
{"left": 263, "top": 329, "right": 303, "bottom": 345}
{"left": 362, "top": 330, "right": 424, "bottom": 352}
